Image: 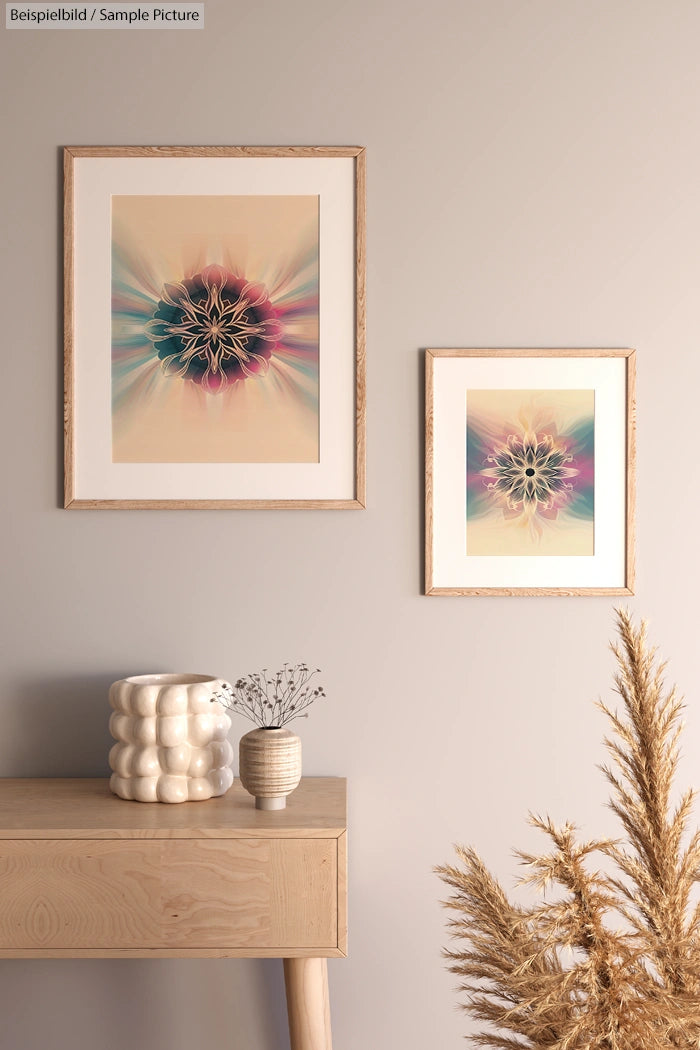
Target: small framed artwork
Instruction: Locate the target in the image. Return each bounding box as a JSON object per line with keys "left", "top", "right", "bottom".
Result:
{"left": 64, "top": 146, "right": 366, "bottom": 509}
{"left": 425, "top": 349, "right": 636, "bottom": 596}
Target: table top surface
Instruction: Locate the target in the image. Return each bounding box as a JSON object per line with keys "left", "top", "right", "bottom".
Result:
{"left": 0, "top": 777, "right": 346, "bottom": 839}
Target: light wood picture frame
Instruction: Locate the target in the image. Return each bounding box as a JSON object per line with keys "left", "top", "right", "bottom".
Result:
{"left": 64, "top": 146, "right": 366, "bottom": 509}
{"left": 425, "top": 348, "right": 636, "bottom": 596}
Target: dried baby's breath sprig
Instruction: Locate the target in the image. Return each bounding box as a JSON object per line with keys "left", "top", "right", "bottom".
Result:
{"left": 436, "top": 611, "right": 700, "bottom": 1049}
{"left": 212, "top": 663, "right": 326, "bottom": 729}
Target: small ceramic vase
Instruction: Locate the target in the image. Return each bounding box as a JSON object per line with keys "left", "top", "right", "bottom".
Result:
{"left": 108, "top": 673, "right": 234, "bottom": 803}
{"left": 238, "top": 727, "right": 302, "bottom": 810}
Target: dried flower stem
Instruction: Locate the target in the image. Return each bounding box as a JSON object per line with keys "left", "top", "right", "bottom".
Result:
{"left": 213, "top": 663, "right": 326, "bottom": 729}
{"left": 436, "top": 611, "right": 700, "bottom": 1049}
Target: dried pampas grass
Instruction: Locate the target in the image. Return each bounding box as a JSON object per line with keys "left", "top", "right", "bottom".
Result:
{"left": 436, "top": 610, "right": 700, "bottom": 1049}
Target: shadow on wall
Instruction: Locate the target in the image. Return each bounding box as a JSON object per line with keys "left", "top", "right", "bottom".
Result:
{"left": 0, "top": 958, "right": 289, "bottom": 1050}
{"left": 0, "top": 673, "right": 123, "bottom": 776}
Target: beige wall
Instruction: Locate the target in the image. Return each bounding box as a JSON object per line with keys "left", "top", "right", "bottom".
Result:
{"left": 2, "top": 1, "right": 700, "bottom": 1046}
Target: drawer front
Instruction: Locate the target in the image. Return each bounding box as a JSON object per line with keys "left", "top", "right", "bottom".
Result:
{"left": 0, "top": 839, "right": 337, "bottom": 951}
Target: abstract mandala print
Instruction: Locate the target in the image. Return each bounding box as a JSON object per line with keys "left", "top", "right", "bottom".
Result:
{"left": 481, "top": 431, "right": 579, "bottom": 526}
{"left": 110, "top": 195, "right": 319, "bottom": 463}
{"left": 144, "top": 266, "right": 282, "bottom": 393}
{"left": 466, "top": 391, "right": 594, "bottom": 556}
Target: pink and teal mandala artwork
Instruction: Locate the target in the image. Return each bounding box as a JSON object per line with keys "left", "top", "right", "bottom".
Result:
{"left": 143, "top": 265, "right": 283, "bottom": 393}
{"left": 110, "top": 194, "right": 320, "bottom": 464}
{"left": 466, "top": 390, "right": 595, "bottom": 556}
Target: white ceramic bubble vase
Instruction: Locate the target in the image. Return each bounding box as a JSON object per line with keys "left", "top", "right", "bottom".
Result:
{"left": 108, "top": 673, "right": 234, "bottom": 803}
{"left": 238, "top": 727, "right": 302, "bottom": 810}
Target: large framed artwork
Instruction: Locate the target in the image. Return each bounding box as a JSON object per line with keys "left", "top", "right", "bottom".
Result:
{"left": 64, "top": 146, "right": 366, "bottom": 509}
{"left": 425, "top": 349, "right": 636, "bottom": 596}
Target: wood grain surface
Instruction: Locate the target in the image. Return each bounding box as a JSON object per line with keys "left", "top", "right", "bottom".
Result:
{"left": 0, "top": 778, "right": 347, "bottom": 959}
{"left": 0, "top": 778, "right": 346, "bottom": 839}
{"left": 0, "top": 839, "right": 336, "bottom": 951}
{"left": 284, "top": 958, "right": 332, "bottom": 1050}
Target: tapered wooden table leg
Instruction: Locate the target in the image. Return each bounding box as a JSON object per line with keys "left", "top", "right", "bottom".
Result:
{"left": 284, "top": 957, "right": 332, "bottom": 1050}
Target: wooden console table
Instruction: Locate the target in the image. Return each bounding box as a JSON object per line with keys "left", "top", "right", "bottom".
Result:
{"left": 0, "top": 777, "right": 346, "bottom": 1050}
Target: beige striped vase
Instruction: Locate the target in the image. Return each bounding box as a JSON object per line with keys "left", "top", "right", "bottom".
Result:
{"left": 238, "top": 727, "right": 302, "bottom": 810}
